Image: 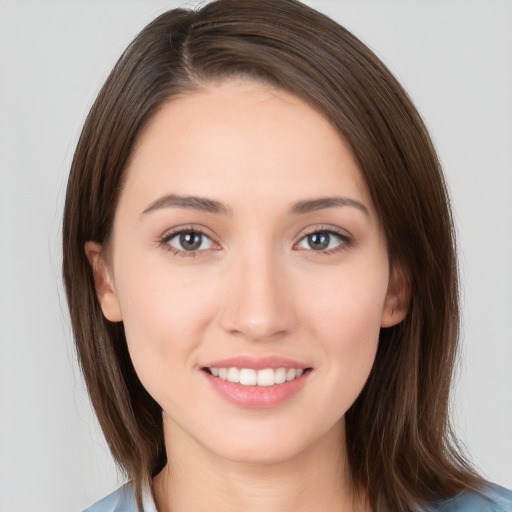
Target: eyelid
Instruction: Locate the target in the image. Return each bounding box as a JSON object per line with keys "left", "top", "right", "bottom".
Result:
{"left": 293, "top": 225, "right": 353, "bottom": 253}
{"left": 157, "top": 224, "right": 220, "bottom": 257}
{"left": 295, "top": 224, "right": 352, "bottom": 241}
{"left": 156, "top": 223, "right": 352, "bottom": 257}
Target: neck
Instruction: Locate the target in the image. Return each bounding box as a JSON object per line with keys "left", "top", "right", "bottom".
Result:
{"left": 152, "top": 415, "right": 371, "bottom": 512}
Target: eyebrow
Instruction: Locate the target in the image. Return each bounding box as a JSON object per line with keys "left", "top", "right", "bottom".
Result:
{"left": 141, "top": 193, "right": 368, "bottom": 217}
{"left": 142, "top": 194, "right": 232, "bottom": 216}
{"left": 290, "top": 196, "right": 369, "bottom": 216}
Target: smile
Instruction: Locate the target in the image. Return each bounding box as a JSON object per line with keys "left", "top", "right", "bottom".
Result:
{"left": 206, "top": 367, "right": 305, "bottom": 386}
{"left": 201, "top": 357, "right": 312, "bottom": 408}
{"left": 202, "top": 366, "right": 312, "bottom": 408}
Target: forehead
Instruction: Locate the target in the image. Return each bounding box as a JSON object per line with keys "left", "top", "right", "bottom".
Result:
{"left": 121, "top": 78, "right": 372, "bottom": 214}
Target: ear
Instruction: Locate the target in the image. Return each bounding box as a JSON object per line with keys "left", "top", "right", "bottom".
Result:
{"left": 381, "top": 265, "right": 410, "bottom": 327}
{"left": 84, "top": 241, "right": 123, "bottom": 322}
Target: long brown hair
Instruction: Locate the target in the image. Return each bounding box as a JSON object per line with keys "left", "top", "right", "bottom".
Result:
{"left": 63, "top": 1, "right": 483, "bottom": 510}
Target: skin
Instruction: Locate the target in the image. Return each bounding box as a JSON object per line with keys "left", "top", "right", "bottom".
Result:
{"left": 86, "top": 79, "right": 408, "bottom": 512}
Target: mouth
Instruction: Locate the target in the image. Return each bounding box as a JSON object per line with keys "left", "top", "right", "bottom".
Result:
{"left": 202, "top": 366, "right": 310, "bottom": 387}
{"left": 200, "top": 356, "right": 312, "bottom": 408}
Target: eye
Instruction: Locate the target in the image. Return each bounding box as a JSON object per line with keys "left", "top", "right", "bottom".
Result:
{"left": 164, "top": 230, "right": 214, "bottom": 253}
{"left": 296, "top": 230, "right": 348, "bottom": 252}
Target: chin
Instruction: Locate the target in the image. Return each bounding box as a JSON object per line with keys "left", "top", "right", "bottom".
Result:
{"left": 199, "top": 418, "right": 343, "bottom": 467}
{"left": 210, "top": 438, "right": 309, "bottom": 466}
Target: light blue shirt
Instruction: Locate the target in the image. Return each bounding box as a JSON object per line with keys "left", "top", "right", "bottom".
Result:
{"left": 84, "top": 482, "right": 512, "bottom": 511}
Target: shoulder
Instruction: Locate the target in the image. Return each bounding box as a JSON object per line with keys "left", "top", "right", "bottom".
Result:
{"left": 424, "top": 483, "right": 512, "bottom": 511}
{"left": 83, "top": 482, "right": 157, "bottom": 512}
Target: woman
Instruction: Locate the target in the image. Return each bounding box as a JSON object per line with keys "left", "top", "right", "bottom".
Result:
{"left": 62, "top": 0, "right": 512, "bottom": 511}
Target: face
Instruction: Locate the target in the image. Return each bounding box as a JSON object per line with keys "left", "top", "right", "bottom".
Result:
{"left": 87, "top": 79, "right": 407, "bottom": 465}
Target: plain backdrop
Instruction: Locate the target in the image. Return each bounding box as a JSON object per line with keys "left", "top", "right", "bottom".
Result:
{"left": 0, "top": 1, "right": 511, "bottom": 511}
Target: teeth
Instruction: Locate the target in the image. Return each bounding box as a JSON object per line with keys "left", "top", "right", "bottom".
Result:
{"left": 209, "top": 367, "right": 305, "bottom": 386}
{"left": 239, "top": 368, "right": 257, "bottom": 386}
{"left": 257, "top": 368, "right": 275, "bottom": 387}
{"left": 275, "top": 367, "right": 287, "bottom": 384}
{"left": 227, "top": 367, "right": 239, "bottom": 383}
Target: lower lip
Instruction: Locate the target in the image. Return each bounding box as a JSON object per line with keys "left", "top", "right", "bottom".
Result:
{"left": 203, "top": 371, "right": 310, "bottom": 409}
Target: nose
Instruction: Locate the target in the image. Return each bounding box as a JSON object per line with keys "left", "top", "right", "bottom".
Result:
{"left": 218, "top": 248, "right": 297, "bottom": 342}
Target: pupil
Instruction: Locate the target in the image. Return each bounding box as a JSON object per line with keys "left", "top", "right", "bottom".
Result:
{"left": 180, "top": 232, "right": 201, "bottom": 250}
{"left": 308, "top": 232, "right": 329, "bottom": 250}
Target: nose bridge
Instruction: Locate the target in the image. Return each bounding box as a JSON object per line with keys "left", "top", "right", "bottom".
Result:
{"left": 219, "top": 242, "right": 295, "bottom": 341}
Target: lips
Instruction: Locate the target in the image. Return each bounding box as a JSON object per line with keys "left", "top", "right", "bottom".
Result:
{"left": 201, "top": 356, "right": 311, "bottom": 408}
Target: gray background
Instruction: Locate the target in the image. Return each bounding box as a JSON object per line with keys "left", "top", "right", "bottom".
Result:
{"left": 0, "top": 1, "right": 511, "bottom": 510}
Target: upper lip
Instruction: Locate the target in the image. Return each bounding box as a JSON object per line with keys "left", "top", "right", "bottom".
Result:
{"left": 201, "top": 355, "right": 310, "bottom": 370}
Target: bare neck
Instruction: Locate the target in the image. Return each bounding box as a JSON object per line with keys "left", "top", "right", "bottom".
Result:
{"left": 152, "top": 416, "right": 371, "bottom": 512}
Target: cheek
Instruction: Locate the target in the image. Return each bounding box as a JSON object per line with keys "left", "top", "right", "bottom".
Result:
{"left": 299, "top": 262, "right": 388, "bottom": 397}
{"left": 303, "top": 260, "right": 389, "bottom": 341}
{"left": 113, "top": 259, "right": 219, "bottom": 376}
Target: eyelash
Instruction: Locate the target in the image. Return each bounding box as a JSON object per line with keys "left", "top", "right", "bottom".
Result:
{"left": 158, "top": 225, "right": 217, "bottom": 258}
{"left": 157, "top": 225, "right": 352, "bottom": 257}
{"left": 295, "top": 227, "right": 352, "bottom": 255}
